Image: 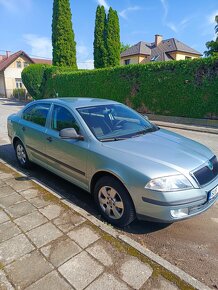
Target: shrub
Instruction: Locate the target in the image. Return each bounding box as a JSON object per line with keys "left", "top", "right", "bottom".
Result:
{"left": 13, "top": 88, "right": 26, "bottom": 100}
{"left": 22, "top": 64, "right": 50, "bottom": 100}
{"left": 42, "top": 57, "right": 218, "bottom": 119}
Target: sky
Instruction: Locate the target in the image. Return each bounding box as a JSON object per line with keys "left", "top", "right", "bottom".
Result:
{"left": 0, "top": 0, "right": 217, "bottom": 69}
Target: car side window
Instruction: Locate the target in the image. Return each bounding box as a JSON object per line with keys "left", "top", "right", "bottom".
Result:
{"left": 51, "top": 105, "right": 80, "bottom": 133}
{"left": 22, "top": 103, "right": 50, "bottom": 127}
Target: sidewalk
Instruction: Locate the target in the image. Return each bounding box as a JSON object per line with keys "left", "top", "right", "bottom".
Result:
{"left": 0, "top": 162, "right": 211, "bottom": 290}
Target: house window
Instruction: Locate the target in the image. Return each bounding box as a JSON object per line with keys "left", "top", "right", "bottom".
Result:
{"left": 15, "top": 78, "right": 23, "bottom": 88}
{"left": 185, "top": 56, "right": 192, "bottom": 60}
{"left": 124, "top": 59, "right": 130, "bottom": 65}
{"left": 24, "top": 62, "right": 28, "bottom": 67}
{"left": 16, "top": 61, "right": 22, "bottom": 68}
{"left": 151, "top": 55, "right": 159, "bottom": 61}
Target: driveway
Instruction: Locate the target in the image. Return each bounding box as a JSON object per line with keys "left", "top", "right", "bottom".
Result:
{"left": 0, "top": 98, "right": 217, "bottom": 289}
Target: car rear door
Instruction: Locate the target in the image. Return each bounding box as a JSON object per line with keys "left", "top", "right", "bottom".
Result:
{"left": 19, "top": 102, "right": 51, "bottom": 165}
{"left": 45, "top": 104, "right": 88, "bottom": 189}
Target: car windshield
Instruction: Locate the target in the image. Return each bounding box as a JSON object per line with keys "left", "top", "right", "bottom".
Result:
{"left": 77, "top": 104, "right": 158, "bottom": 141}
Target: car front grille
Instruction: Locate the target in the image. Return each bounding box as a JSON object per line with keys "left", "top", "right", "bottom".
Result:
{"left": 193, "top": 156, "right": 218, "bottom": 186}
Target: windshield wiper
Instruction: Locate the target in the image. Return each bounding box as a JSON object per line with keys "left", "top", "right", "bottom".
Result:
{"left": 100, "top": 137, "right": 127, "bottom": 142}
{"left": 132, "top": 127, "right": 157, "bottom": 137}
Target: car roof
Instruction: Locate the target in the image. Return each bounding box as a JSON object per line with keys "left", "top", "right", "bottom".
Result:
{"left": 35, "top": 97, "right": 119, "bottom": 109}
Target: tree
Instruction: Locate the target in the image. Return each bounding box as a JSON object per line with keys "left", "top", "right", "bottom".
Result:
{"left": 52, "top": 0, "right": 77, "bottom": 68}
{"left": 120, "top": 42, "right": 131, "bottom": 53}
{"left": 204, "top": 15, "right": 218, "bottom": 57}
{"left": 106, "top": 8, "right": 120, "bottom": 67}
{"left": 93, "top": 5, "right": 107, "bottom": 68}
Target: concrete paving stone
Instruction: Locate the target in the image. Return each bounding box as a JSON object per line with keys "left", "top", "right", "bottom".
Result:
{"left": 40, "top": 236, "right": 82, "bottom": 267}
{"left": 144, "top": 275, "right": 180, "bottom": 290}
{"left": 39, "top": 204, "right": 62, "bottom": 220}
{"left": 0, "top": 234, "right": 35, "bottom": 265}
{"left": 120, "top": 257, "right": 153, "bottom": 289}
{"left": 0, "top": 192, "right": 24, "bottom": 208}
{"left": 68, "top": 225, "right": 100, "bottom": 249}
{"left": 86, "top": 273, "right": 130, "bottom": 290}
{"left": 6, "top": 201, "right": 36, "bottom": 219}
{"left": 19, "top": 188, "right": 39, "bottom": 200}
{"left": 58, "top": 251, "right": 104, "bottom": 290}
{"left": 0, "top": 221, "right": 21, "bottom": 242}
{"left": 0, "top": 270, "right": 15, "bottom": 290}
{"left": 0, "top": 185, "right": 15, "bottom": 198}
{"left": 0, "top": 179, "right": 5, "bottom": 186}
{"left": 0, "top": 210, "right": 10, "bottom": 224}
{"left": 26, "top": 222, "right": 62, "bottom": 248}
{"left": 5, "top": 178, "right": 34, "bottom": 192}
{"left": 5, "top": 251, "right": 53, "bottom": 289}
{"left": 53, "top": 210, "right": 85, "bottom": 233}
{"left": 28, "top": 196, "right": 51, "bottom": 209}
{"left": 86, "top": 243, "right": 113, "bottom": 267}
{"left": 0, "top": 173, "right": 15, "bottom": 180}
{"left": 25, "top": 271, "right": 72, "bottom": 290}
{"left": 14, "top": 211, "right": 47, "bottom": 232}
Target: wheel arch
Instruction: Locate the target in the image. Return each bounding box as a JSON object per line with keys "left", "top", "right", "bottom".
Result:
{"left": 90, "top": 170, "right": 135, "bottom": 208}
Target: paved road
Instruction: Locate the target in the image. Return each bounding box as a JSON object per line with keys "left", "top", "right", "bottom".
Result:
{"left": 0, "top": 99, "right": 218, "bottom": 289}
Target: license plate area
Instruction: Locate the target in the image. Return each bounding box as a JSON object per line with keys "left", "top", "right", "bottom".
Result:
{"left": 208, "top": 185, "right": 218, "bottom": 201}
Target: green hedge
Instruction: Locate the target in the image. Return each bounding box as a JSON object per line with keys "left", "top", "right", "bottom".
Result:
{"left": 23, "top": 57, "right": 218, "bottom": 119}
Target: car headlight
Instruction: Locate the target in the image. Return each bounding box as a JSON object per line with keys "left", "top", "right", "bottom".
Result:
{"left": 145, "top": 174, "right": 193, "bottom": 192}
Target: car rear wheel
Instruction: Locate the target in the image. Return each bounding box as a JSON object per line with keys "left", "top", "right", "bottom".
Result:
{"left": 94, "top": 176, "right": 136, "bottom": 227}
{"left": 15, "top": 140, "right": 31, "bottom": 168}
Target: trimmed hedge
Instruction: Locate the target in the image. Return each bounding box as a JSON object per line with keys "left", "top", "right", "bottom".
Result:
{"left": 23, "top": 57, "right": 218, "bottom": 119}
{"left": 22, "top": 64, "right": 51, "bottom": 100}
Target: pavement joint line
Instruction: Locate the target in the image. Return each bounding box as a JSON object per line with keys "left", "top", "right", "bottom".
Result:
{"left": 0, "top": 160, "right": 212, "bottom": 290}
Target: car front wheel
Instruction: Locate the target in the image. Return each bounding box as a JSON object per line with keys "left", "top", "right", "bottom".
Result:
{"left": 94, "top": 176, "right": 136, "bottom": 227}
{"left": 15, "top": 140, "right": 31, "bottom": 168}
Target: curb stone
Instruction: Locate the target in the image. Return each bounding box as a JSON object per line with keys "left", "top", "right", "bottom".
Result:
{"left": 0, "top": 159, "right": 212, "bottom": 290}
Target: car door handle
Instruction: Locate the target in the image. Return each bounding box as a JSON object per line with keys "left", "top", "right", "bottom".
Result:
{"left": 46, "top": 137, "right": 53, "bottom": 142}
{"left": 22, "top": 126, "right": 26, "bottom": 131}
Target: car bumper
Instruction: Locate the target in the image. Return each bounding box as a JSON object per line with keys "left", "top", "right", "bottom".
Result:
{"left": 134, "top": 176, "right": 218, "bottom": 223}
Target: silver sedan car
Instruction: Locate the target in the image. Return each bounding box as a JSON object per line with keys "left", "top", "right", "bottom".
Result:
{"left": 7, "top": 98, "right": 218, "bottom": 226}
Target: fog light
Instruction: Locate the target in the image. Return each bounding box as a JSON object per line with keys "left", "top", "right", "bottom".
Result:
{"left": 170, "top": 208, "right": 189, "bottom": 218}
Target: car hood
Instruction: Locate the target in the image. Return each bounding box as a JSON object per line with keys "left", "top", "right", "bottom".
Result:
{"left": 102, "top": 128, "right": 213, "bottom": 175}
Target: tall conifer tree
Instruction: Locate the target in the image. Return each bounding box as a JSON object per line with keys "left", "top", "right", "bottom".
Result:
{"left": 93, "top": 5, "right": 107, "bottom": 68}
{"left": 52, "top": 0, "right": 77, "bottom": 68}
{"left": 106, "top": 8, "right": 120, "bottom": 67}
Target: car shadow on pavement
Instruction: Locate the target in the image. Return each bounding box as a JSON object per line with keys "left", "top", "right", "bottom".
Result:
{"left": 0, "top": 143, "right": 171, "bottom": 235}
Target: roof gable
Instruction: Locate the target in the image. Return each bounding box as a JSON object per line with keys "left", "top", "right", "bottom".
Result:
{"left": 0, "top": 50, "right": 34, "bottom": 72}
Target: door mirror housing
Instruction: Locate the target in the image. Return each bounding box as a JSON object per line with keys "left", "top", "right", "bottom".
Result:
{"left": 59, "top": 128, "right": 84, "bottom": 141}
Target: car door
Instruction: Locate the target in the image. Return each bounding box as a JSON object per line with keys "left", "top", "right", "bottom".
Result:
{"left": 19, "top": 102, "right": 51, "bottom": 165}
{"left": 45, "top": 104, "right": 88, "bottom": 189}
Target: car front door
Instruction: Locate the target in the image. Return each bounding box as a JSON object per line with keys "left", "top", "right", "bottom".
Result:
{"left": 45, "top": 104, "right": 88, "bottom": 190}
{"left": 19, "top": 103, "right": 51, "bottom": 165}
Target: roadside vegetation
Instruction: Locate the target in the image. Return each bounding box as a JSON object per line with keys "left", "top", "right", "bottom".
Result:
{"left": 22, "top": 57, "right": 218, "bottom": 119}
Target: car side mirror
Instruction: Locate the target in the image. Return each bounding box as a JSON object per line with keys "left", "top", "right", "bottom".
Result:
{"left": 59, "top": 128, "right": 84, "bottom": 141}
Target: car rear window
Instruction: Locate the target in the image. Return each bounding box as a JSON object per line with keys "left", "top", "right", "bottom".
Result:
{"left": 23, "top": 103, "right": 50, "bottom": 127}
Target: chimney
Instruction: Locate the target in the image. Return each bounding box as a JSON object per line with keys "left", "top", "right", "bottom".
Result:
{"left": 155, "top": 34, "right": 163, "bottom": 46}
{"left": 6, "top": 51, "right": 11, "bottom": 58}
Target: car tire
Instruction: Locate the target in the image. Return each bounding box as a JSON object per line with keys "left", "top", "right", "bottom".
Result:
{"left": 94, "top": 176, "right": 136, "bottom": 227}
{"left": 15, "top": 140, "right": 31, "bottom": 169}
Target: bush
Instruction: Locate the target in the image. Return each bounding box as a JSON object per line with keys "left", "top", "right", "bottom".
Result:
{"left": 13, "top": 88, "right": 26, "bottom": 100}
{"left": 44, "top": 57, "right": 218, "bottom": 118}
{"left": 22, "top": 64, "right": 51, "bottom": 100}
{"left": 24, "top": 57, "right": 218, "bottom": 119}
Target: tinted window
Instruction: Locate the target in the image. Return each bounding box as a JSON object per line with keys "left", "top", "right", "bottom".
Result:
{"left": 51, "top": 105, "right": 79, "bottom": 132}
{"left": 23, "top": 103, "right": 50, "bottom": 127}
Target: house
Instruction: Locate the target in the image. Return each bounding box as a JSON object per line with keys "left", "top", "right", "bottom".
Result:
{"left": 120, "top": 35, "right": 202, "bottom": 66}
{"left": 0, "top": 50, "right": 52, "bottom": 98}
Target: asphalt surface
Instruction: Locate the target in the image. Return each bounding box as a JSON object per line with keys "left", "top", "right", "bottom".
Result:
{"left": 0, "top": 99, "right": 218, "bottom": 289}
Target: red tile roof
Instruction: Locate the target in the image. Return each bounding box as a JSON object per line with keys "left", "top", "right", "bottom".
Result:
{"left": 0, "top": 50, "right": 52, "bottom": 71}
